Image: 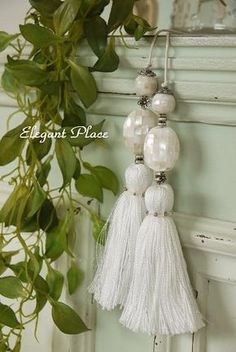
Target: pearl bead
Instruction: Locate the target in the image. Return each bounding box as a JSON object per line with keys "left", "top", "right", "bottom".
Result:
{"left": 123, "top": 108, "right": 157, "bottom": 155}
{"left": 152, "top": 93, "right": 176, "bottom": 114}
{"left": 144, "top": 126, "right": 180, "bottom": 171}
{"left": 135, "top": 74, "right": 158, "bottom": 97}
{"left": 145, "top": 183, "right": 174, "bottom": 214}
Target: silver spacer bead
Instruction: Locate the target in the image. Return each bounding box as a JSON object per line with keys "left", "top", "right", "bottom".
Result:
{"left": 137, "top": 96, "right": 151, "bottom": 109}
{"left": 155, "top": 171, "right": 167, "bottom": 185}
{"left": 138, "top": 68, "right": 156, "bottom": 77}
{"left": 135, "top": 154, "right": 144, "bottom": 164}
{"left": 157, "top": 114, "right": 167, "bottom": 127}
{"left": 157, "top": 86, "right": 174, "bottom": 96}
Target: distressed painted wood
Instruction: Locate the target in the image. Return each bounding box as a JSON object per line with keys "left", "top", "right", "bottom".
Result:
{"left": 1, "top": 36, "right": 236, "bottom": 127}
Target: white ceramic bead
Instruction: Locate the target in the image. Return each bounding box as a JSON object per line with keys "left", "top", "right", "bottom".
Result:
{"left": 144, "top": 126, "right": 180, "bottom": 171}
{"left": 145, "top": 183, "right": 174, "bottom": 214}
{"left": 152, "top": 93, "right": 176, "bottom": 114}
{"left": 135, "top": 74, "right": 157, "bottom": 97}
{"left": 123, "top": 108, "right": 157, "bottom": 155}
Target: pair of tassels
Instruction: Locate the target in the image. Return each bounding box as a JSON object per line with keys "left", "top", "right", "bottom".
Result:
{"left": 89, "top": 33, "right": 205, "bottom": 337}
{"left": 90, "top": 167, "right": 204, "bottom": 335}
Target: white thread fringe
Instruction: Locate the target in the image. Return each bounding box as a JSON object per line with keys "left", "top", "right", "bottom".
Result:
{"left": 120, "top": 183, "right": 205, "bottom": 335}
{"left": 89, "top": 163, "right": 152, "bottom": 310}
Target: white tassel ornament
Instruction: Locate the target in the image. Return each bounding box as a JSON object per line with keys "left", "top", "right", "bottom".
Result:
{"left": 89, "top": 162, "right": 152, "bottom": 310}
{"left": 120, "top": 183, "right": 205, "bottom": 335}
{"left": 89, "top": 70, "right": 157, "bottom": 311}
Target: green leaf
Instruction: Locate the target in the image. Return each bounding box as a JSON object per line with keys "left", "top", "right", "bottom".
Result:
{"left": 85, "top": 16, "right": 107, "bottom": 57}
{"left": 26, "top": 137, "right": 52, "bottom": 164}
{"left": 108, "top": 0, "right": 135, "bottom": 31}
{"left": 69, "top": 60, "right": 97, "bottom": 108}
{"left": 6, "top": 59, "right": 48, "bottom": 87}
{"left": 0, "top": 276, "right": 25, "bottom": 299}
{"left": 30, "top": 0, "right": 62, "bottom": 15}
{"left": 46, "top": 267, "right": 64, "bottom": 301}
{"left": 75, "top": 174, "right": 103, "bottom": 202}
{"left": 0, "top": 251, "right": 18, "bottom": 275}
{"left": 67, "top": 262, "right": 83, "bottom": 295}
{"left": 20, "top": 24, "right": 58, "bottom": 48}
{"left": 27, "top": 250, "right": 41, "bottom": 281}
{"left": 134, "top": 17, "right": 154, "bottom": 41}
{"left": 62, "top": 99, "right": 86, "bottom": 127}
{"left": 28, "top": 246, "right": 43, "bottom": 278}
{"left": 38, "top": 198, "right": 59, "bottom": 231}
{"left": 84, "top": 163, "right": 119, "bottom": 195}
{"left": 0, "top": 31, "right": 18, "bottom": 52}
{"left": 1, "top": 69, "right": 18, "bottom": 93}
{"left": 0, "top": 119, "right": 29, "bottom": 166}
{"left": 0, "top": 185, "right": 28, "bottom": 226}
{"left": 54, "top": 0, "right": 81, "bottom": 36}
{"left": 55, "top": 139, "right": 77, "bottom": 187}
{"left": 124, "top": 15, "right": 154, "bottom": 40}
{"left": 26, "top": 181, "right": 47, "bottom": 219}
{"left": 45, "top": 213, "right": 71, "bottom": 260}
{"left": 0, "top": 303, "right": 21, "bottom": 328}
{"left": 92, "top": 37, "right": 119, "bottom": 72}
{"left": 52, "top": 302, "right": 88, "bottom": 334}
{"left": 79, "top": 0, "right": 109, "bottom": 17}
{"left": 33, "top": 275, "right": 49, "bottom": 313}
{"left": 73, "top": 158, "right": 81, "bottom": 180}
{"left": 9, "top": 262, "right": 28, "bottom": 283}
{"left": 67, "top": 120, "right": 105, "bottom": 148}
{"left": 91, "top": 213, "right": 106, "bottom": 243}
{"left": 36, "top": 155, "right": 52, "bottom": 187}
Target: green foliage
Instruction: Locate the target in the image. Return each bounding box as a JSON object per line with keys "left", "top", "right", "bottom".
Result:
{"left": 0, "top": 0, "right": 152, "bottom": 349}
{"left": 20, "top": 24, "right": 58, "bottom": 48}
{"left": 52, "top": 301, "right": 88, "bottom": 334}
{"left": 67, "top": 261, "right": 84, "bottom": 295}
{"left": 0, "top": 276, "right": 25, "bottom": 299}
{"left": 91, "top": 213, "right": 106, "bottom": 243}
{"left": 45, "top": 213, "right": 71, "bottom": 260}
{"left": 92, "top": 37, "right": 119, "bottom": 72}
{"left": 53, "top": 0, "right": 81, "bottom": 35}
{"left": 85, "top": 16, "right": 107, "bottom": 57}
{"left": 46, "top": 267, "right": 64, "bottom": 300}
{"left": 0, "top": 119, "right": 29, "bottom": 165}
{"left": 69, "top": 60, "right": 97, "bottom": 108}
{"left": 6, "top": 59, "right": 48, "bottom": 87}
{"left": 55, "top": 139, "right": 77, "bottom": 187}
{"left": 75, "top": 174, "right": 103, "bottom": 202}
{"left": 0, "top": 31, "right": 18, "bottom": 52}
{"left": 84, "top": 162, "right": 119, "bottom": 195}
{"left": 0, "top": 303, "right": 21, "bottom": 328}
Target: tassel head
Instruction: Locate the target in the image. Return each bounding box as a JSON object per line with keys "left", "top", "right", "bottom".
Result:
{"left": 125, "top": 163, "right": 152, "bottom": 195}
{"left": 145, "top": 183, "right": 174, "bottom": 215}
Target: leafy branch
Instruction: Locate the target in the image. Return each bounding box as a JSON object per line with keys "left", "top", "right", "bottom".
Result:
{"left": 0, "top": 0, "right": 152, "bottom": 350}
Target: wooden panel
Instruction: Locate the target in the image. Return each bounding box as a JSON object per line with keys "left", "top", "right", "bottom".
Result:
{"left": 1, "top": 36, "right": 236, "bottom": 126}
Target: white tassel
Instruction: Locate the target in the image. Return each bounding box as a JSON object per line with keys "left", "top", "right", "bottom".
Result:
{"left": 120, "top": 183, "right": 205, "bottom": 335}
{"left": 89, "top": 163, "right": 152, "bottom": 310}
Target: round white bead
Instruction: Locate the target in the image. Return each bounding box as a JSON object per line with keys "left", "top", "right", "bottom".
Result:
{"left": 144, "top": 126, "right": 180, "bottom": 171}
{"left": 123, "top": 108, "right": 157, "bottom": 155}
{"left": 145, "top": 183, "right": 174, "bottom": 214}
{"left": 135, "top": 74, "right": 158, "bottom": 97}
{"left": 152, "top": 93, "right": 176, "bottom": 114}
